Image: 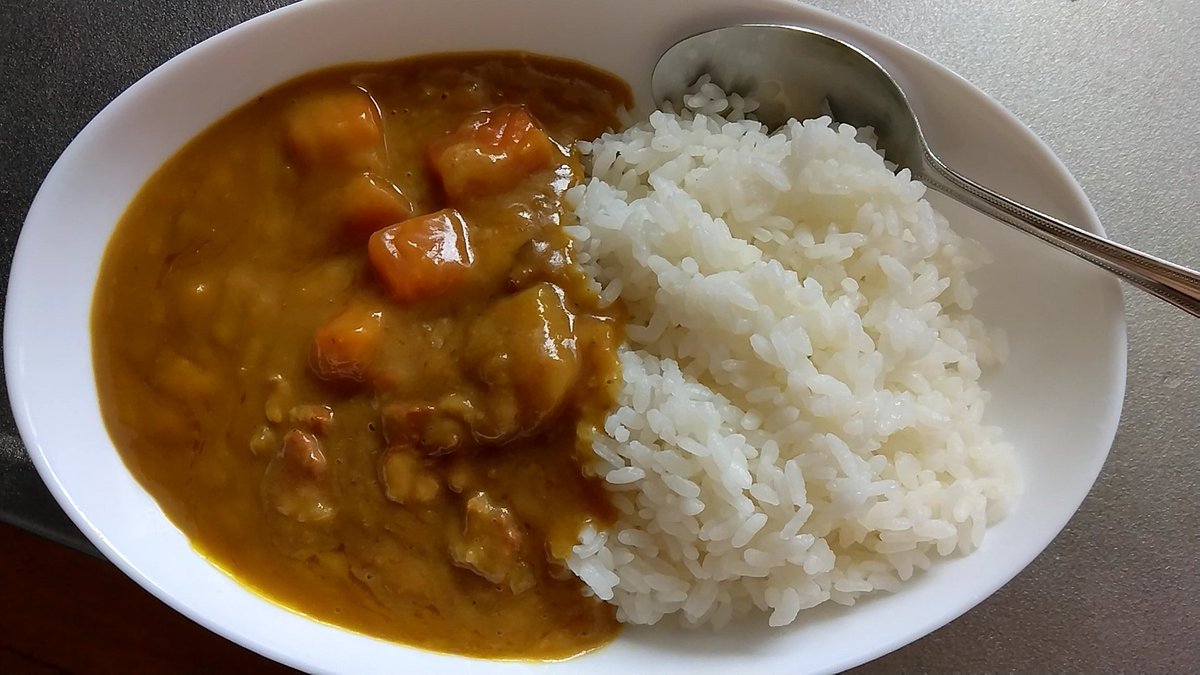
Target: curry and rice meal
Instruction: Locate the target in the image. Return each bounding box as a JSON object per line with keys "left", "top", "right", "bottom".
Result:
{"left": 91, "top": 52, "right": 1017, "bottom": 659}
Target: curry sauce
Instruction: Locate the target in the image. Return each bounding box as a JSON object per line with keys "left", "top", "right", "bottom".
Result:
{"left": 91, "top": 53, "right": 631, "bottom": 659}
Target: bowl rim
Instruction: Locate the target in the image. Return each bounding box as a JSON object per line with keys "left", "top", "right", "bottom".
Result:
{"left": 4, "top": 0, "right": 1127, "bottom": 672}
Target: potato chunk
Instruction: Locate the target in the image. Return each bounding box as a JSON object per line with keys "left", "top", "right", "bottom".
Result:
{"left": 284, "top": 88, "right": 384, "bottom": 171}
{"left": 466, "top": 282, "right": 579, "bottom": 438}
{"left": 368, "top": 208, "right": 474, "bottom": 303}
{"left": 429, "top": 105, "right": 558, "bottom": 201}
{"left": 336, "top": 173, "right": 413, "bottom": 241}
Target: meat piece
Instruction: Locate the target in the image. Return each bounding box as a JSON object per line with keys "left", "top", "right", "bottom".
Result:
{"left": 449, "top": 492, "right": 535, "bottom": 593}
{"left": 288, "top": 404, "right": 335, "bottom": 435}
{"left": 428, "top": 105, "right": 559, "bottom": 201}
{"left": 283, "top": 88, "right": 384, "bottom": 172}
{"left": 379, "top": 450, "right": 441, "bottom": 506}
{"left": 368, "top": 209, "right": 474, "bottom": 304}
{"left": 380, "top": 401, "right": 470, "bottom": 455}
{"left": 335, "top": 173, "right": 414, "bottom": 242}
{"left": 280, "top": 429, "right": 327, "bottom": 478}
{"left": 262, "top": 429, "right": 336, "bottom": 522}
{"left": 312, "top": 305, "right": 384, "bottom": 383}
{"left": 465, "top": 282, "right": 580, "bottom": 439}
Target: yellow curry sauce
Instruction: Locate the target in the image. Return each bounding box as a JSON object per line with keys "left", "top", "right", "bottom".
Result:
{"left": 91, "top": 53, "right": 631, "bottom": 659}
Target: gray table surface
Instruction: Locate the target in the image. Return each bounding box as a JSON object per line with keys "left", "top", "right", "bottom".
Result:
{"left": 1, "top": 0, "right": 1196, "bottom": 671}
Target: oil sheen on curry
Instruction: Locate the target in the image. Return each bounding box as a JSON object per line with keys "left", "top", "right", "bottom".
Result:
{"left": 91, "top": 53, "right": 631, "bottom": 659}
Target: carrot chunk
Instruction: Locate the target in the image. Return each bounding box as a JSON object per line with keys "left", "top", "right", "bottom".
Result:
{"left": 311, "top": 305, "right": 384, "bottom": 382}
{"left": 368, "top": 208, "right": 474, "bottom": 303}
{"left": 337, "top": 173, "right": 414, "bottom": 241}
{"left": 428, "top": 105, "right": 558, "bottom": 201}
{"left": 284, "top": 88, "right": 384, "bottom": 171}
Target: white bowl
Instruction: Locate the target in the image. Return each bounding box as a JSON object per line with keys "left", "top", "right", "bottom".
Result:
{"left": 4, "top": 0, "right": 1126, "bottom": 672}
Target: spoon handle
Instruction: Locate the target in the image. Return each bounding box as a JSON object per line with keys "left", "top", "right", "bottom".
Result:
{"left": 920, "top": 152, "right": 1200, "bottom": 317}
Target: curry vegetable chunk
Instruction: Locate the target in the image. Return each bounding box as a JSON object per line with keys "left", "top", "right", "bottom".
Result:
{"left": 467, "top": 282, "right": 581, "bottom": 437}
{"left": 430, "top": 105, "right": 559, "bottom": 201}
{"left": 91, "top": 53, "right": 631, "bottom": 660}
{"left": 284, "top": 87, "right": 384, "bottom": 171}
{"left": 368, "top": 208, "right": 474, "bottom": 303}
{"left": 336, "top": 172, "right": 414, "bottom": 241}
{"left": 311, "top": 305, "right": 384, "bottom": 383}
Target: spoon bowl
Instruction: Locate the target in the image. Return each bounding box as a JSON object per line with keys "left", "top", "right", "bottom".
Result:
{"left": 652, "top": 25, "right": 923, "bottom": 171}
{"left": 653, "top": 24, "right": 1200, "bottom": 316}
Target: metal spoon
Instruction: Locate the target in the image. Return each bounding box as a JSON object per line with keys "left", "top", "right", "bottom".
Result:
{"left": 652, "top": 25, "right": 1200, "bottom": 317}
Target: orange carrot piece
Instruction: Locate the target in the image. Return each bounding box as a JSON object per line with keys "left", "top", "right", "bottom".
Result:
{"left": 368, "top": 208, "right": 474, "bottom": 303}
{"left": 428, "top": 105, "right": 558, "bottom": 201}
{"left": 311, "top": 305, "right": 384, "bottom": 382}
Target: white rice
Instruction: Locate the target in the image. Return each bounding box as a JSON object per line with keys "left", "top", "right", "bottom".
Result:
{"left": 564, "top": 81, "right": 1018, "bottom": 629}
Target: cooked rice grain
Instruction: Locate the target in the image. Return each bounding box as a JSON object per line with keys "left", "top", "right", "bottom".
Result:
{"left": 565, "top": 88, "right": 1017, "bottom": 629}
